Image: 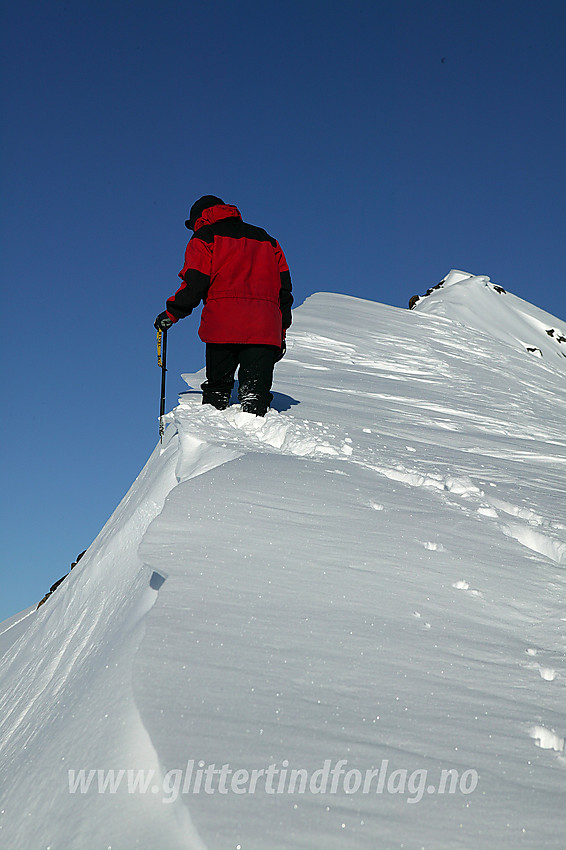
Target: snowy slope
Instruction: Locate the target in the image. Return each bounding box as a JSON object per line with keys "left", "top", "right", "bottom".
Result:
{"left": 1, "top": 273, "right": 565, "bottom": 850}
{"left": 411, "top": 269, "right": 566, "bottom": 368}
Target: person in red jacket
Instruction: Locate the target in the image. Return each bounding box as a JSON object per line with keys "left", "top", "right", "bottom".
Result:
{"left": 155, "top": 196, "right": 293, "bottom": 416}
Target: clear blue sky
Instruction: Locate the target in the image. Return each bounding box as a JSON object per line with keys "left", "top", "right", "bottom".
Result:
{"left": 1, "top": 0, "right": 565, "bottom": 620}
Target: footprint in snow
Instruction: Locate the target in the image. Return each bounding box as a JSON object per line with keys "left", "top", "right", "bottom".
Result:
{"left": 443, "top": 475, "right": 481, "bottom": 497}
{"left": 412, "top": 611, "right": 432, "bottom": 629}
{"left": 537, "top": 666, "right": 558, "bottom": 682}
{"left": 529, "top": 725, "right": 565, "bottom": 753}
{"left": 423, "top": 541, "right": 445, "bottom": 551}
{"left": 477, "top": 506, "right": 498, "bottom": 518}
{"left": 523, "top": 652, "right": 559, "bottom": 682}
{"left": 452, "top": 580, "right": 483, "bottom": 597}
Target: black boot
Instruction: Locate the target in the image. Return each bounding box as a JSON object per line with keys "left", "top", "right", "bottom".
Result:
{"left": 240, "top": 396, "right": 268, "bottom": 416}
{"left": 202, "top": 390, "right": 231, "bottom": 410}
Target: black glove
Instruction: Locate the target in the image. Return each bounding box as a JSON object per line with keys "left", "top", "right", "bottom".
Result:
{"left": 154, "top": 311, "right": 173, "bottom": 331}
{"left": 274, "top": 340, "right": 286, "bottom": 362}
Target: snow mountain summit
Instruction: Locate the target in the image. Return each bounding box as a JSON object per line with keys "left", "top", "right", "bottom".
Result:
{"left": 0, "top": 270, "right": 565, "bottom": 850}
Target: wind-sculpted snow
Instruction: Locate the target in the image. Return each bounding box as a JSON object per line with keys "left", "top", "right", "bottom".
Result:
{"left": 0, "top": 276, "right": 565, "bottom": 849}
{"left": 171, "top": 392, "right": 355, "bottom": 471}
{"left": 0, "top": 432, "right": 205, "bottom": 849}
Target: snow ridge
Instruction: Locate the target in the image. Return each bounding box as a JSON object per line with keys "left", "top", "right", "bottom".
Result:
{"left": 1, "top": 275, "right": 565, "bottom": 850}
{"left": 412, "top": 269, "right": 566, "bottom": 368}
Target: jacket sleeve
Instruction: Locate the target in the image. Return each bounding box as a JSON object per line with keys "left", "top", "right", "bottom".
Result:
{"left": 274, "top": 241, "right": 293, "bottom": 330}
{"left": 166, "top": 235, "right": 213, "bottom": 321}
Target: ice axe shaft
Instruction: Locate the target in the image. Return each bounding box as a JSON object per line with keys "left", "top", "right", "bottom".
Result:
{"left": 157, "top": 328, "right": 168, "bottom": 441}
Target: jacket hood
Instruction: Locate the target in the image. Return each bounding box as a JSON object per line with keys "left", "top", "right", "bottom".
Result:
{"left": 193, "top": 204, "right": 242, "bottom": 231}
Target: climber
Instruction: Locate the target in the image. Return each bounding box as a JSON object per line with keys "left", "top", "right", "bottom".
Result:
{"left": 155, "top": 196, "right": 293, "bottom": 416}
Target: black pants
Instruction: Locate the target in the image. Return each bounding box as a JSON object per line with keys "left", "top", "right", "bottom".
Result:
{"left": 201, "top": 343, "right": 278, "bottom": 414}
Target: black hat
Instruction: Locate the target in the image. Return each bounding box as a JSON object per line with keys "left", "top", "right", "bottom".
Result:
{"left": 185, "top": 195, "right": 225, "bottom": 230}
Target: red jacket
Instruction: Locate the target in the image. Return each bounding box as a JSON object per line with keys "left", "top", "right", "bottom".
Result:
{"left": 166, "top": 205, "right": 293, "bottom": 346}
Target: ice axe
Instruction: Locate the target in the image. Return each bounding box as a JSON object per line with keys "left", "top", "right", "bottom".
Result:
{"left": 157, "top": 327, "right": 168, "bottom": 442}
